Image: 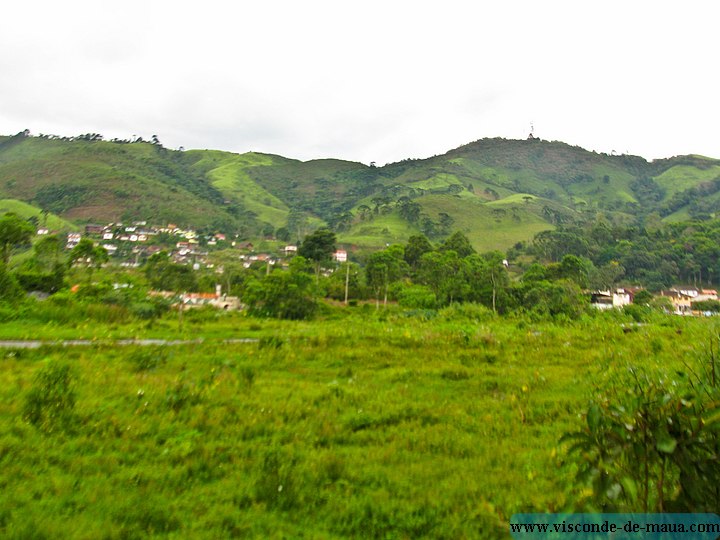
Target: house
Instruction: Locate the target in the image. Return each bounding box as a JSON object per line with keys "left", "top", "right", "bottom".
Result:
{"left": 696, "top": 289, "right": 718, "bottom": 302}
{"left": 37, "top": 228, "right": 49, "bottom": 235}
{"left": 284, "top": 245, "right": 298, "bottom": 256}
{"left": 66, "top": 233, "right": 82, "bottom": 249}
{"left": 659, "top": 289, "right": 693, "bottom": 315}
{"left": 590, "top": 288, "right": 633, "bottom": 310}
{"left": 333, "top": 250, "right": 348, "bottom": 263}
{"left": 85, "top": 224, "right": 105, "bottom": 234}
{"left": 172, "top": 285, "right": 242, "bottom": 311}
{"left": 103, "top": 232, "right": 114, "bottom": 240}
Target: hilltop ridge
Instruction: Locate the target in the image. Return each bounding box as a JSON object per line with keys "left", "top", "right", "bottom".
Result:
{"left": 1, "top": 131, "right": 718, "bottom": 251}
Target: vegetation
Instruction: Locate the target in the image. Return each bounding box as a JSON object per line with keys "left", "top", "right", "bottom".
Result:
{"left": 3, "top": 132, "right": 720, "bottom": 251}
{"left": 0, "top": 300, "right": 718, "bottom": 538}
{"left": 2, "top": 132, "right": 720, "bottom": 537}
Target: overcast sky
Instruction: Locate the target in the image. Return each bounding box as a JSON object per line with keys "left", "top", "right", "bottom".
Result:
{"left": 1, "top": 1, "right": 718, "bottom": 164}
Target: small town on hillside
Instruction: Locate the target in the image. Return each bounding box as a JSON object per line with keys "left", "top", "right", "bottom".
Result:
{"left": 38, "top": 220, "right": 720, "bottom": 316}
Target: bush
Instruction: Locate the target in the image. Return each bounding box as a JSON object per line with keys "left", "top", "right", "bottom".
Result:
{"left": 0, "top": 267, "right": 23, "bottom": 302}
{"left": 244, "top": 270, "right": 318, "bottom": 320}
{"left": 563, "top": 355, "right": 720, "bottom": 511}
{"left": 23, "top": 362, "right": 76, "bottom": 432}
{"left": 128, "top": 347, "right": 168, "bottom": 372}
{"left": 439, "top": 302, "right": 495, "bottom": 322}
{"left": 396, "top": 284, "right": 437, "bottom": 309}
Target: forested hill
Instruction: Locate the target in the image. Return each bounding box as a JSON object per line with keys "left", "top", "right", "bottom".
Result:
{"left": 1, "top": 130, "right": 718, "bottom": 251}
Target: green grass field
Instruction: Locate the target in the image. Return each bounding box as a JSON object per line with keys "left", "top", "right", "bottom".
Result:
{"left": 0, "top": 307, "right": 711, "bottom": 538}
{"left": 0, "top": 199, "right": 77, "bottom": 231}
{"left": 188, "top": 151, "right": 291, "bottom": 225}
{"left": 655, "top": 164, "right": 720, "bottom": 198}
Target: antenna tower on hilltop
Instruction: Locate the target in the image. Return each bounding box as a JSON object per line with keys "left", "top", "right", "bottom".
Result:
{"left": 527, "top": 122, "right": 536, "bottom": 140}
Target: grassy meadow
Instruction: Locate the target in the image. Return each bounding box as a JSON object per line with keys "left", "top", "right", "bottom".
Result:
{"left": 0, "top": 306, "right": 714, "bottom": 538}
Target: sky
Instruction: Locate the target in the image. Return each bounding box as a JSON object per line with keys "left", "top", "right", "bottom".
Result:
{"left": 1, "top": 1, "right": 718, "bottom": 165}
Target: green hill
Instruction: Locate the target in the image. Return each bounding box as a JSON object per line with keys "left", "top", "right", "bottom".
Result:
{"left": 0, "top": 199, "right": 76, "bottom": 231}
{"left": 1, "top": 131, "right": 718, "bottom": 251}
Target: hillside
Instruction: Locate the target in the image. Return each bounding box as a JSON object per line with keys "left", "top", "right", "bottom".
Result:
{"left": 1, "top": 131, "right": 718, "bottom": 251}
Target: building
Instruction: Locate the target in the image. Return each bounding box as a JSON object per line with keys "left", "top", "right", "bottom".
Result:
{"left": 590, "top": 288, "right": 633, "bottom": 310}
{"left": 659, "top": 289, "right": 693, "bottom": 315}
{"left": 333, "top": 250, "right": 348, "bottom": 263}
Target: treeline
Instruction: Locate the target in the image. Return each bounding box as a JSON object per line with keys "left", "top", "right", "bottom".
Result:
{"left": 517, "top": 218, "right": 720, "bottom": 290}
{"left": 239, "top": 229, "right": 591, "bottom": 320}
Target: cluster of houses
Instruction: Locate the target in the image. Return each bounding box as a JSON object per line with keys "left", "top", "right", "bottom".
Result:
{"left": 58, "top": 222, "right": 229, "bottom": 268}
{"left": 591, "top": 287, "right": 718, "bottom": 316}
{"left": 150, "top": 285, "right": 242, "bottom": 311}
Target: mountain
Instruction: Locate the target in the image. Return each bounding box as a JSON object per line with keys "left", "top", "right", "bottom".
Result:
{"left": 1, "top": 131, "right": 718, "bottom": 251}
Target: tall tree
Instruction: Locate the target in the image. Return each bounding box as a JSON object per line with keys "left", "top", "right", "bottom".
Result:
{"left": 440, "top": 231, "right": 475, "bottom": 258}
{"left": 365, "top": 245, "right": 408, "bottom": 308}
{"left": 0, "top": 213, "right": 34, "bottom": 266}
{"left": 298, "top": 228, "right": 337, "bottom": 278}
{"left": 68, "top": 238, "right": 108, "bottom": 284}
{"left": 404, "top": 234, "right": 434, "bottom": 270}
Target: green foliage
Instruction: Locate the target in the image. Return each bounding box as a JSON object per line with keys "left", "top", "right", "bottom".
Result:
{"left": 563, "top": 347, "right": 720, "bottom": 511}
{"left": 144, "top": 251, "right": 198, "bottom": 292}
{"left": 68, "top": 238, "right": 108, "bottom": 284}
{"left": 298, "top": 227, "right": 336, "bottom": 265}
{"left": 244, "top": 269, "right": 318, "bottom": 319}
{"left": 439, "top": 230, "right": 476, "bottom": 258}
{"left": 0, "top": 311, "right": 719, "bottom": 537}
{"left": 0, "top": 212, "right": 34, "bottom": 265}
{"left": 403, "top": 234, "right": 434, "bottom": 269}
{"left": 15, "top": 263, "right": 65, "bottom": 293}
{"left": 365, "top": 244, "right": 408, "bottom": 305}
{"left": 128, "top": 346, "right": 168, "bottom": 372}
{"left": 396, "top": 283, "right": 437, "bottom": 309}
{"left": 0, "top": 266, "right": 23, "bottom": 302}
{"left": 691, "top": 299, "right": 720, "bottom": 312}
{"left": 22, "top": 362, "right": 76, "bottom": 432}
{"left": 519, "top": 279, "right": 588, "bottom": 319}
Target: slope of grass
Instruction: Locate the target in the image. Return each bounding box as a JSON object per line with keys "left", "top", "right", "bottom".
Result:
{"left": 339, "top": 210, "right": 420, "bottom": 248}
{"left": 655, "top": 164, "right": 720, "bottom": 198}
{"left": 0, "top": 199, "right": 77, "bottom": 231}
{"left": 419, "top": 195, "right": 553, "bottom": 252}
{"left": 187, "top": 151, "right": 290, "bottom": 225}
{"left": 0, "top": 138, "right": 236, "bottom": 229}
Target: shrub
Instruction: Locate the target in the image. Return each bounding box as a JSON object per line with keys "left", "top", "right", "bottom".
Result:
{"left": 128, "top": 347, "right": 168, "bottom": 372}
{"left": 563, "top": 354, "right": 720, "bottom": 511}
{"left": 439, "top": 302, "right": 495, "bottom": 322}
{"left": 23, "top": 362, "right": 76, "bottom": 432}
{"left": 396, "top": 284, "right": 437, "bottom": 309}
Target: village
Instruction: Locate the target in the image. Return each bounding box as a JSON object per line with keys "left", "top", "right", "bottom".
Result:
{"left": 48, "top": 221, "right": 349, "bottom": 312}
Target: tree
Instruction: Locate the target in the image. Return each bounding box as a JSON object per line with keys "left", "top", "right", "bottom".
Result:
{"left": 0, "top": 265, "right": 23, "bottom": 302}
{"left": 438, "top": 213, "right": 454, "bottom": 234}
{"left": 365, "top": 245, "right": 408, "bottom": 308}
{"left": 398, "top": 199, "right": 421, "bottom": 224}
{"left": 244, "top": 268, "right": 318, "bottom": 320}
{"left": 33, "top": 234, "right": 63, "bottom": 270}
{"left": 298, "top": 228, "right": 336, "bottom": 278}
{"left": 144, "top": 251, "right": 197, "bottom": 292}
{"left": 0, "top": 213, "right": 34, "bottom": 266}
{"left": 68, "top": 238, "right": 108, "bottom": 283}
{"left": 440, "top": 231, "right": 475, "bottom": 258}
{"left": 417, "top": 250, "right": 467, "bottom": 305}
{"left": 404, "top": 234, "right": 434, "bottom": 270}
